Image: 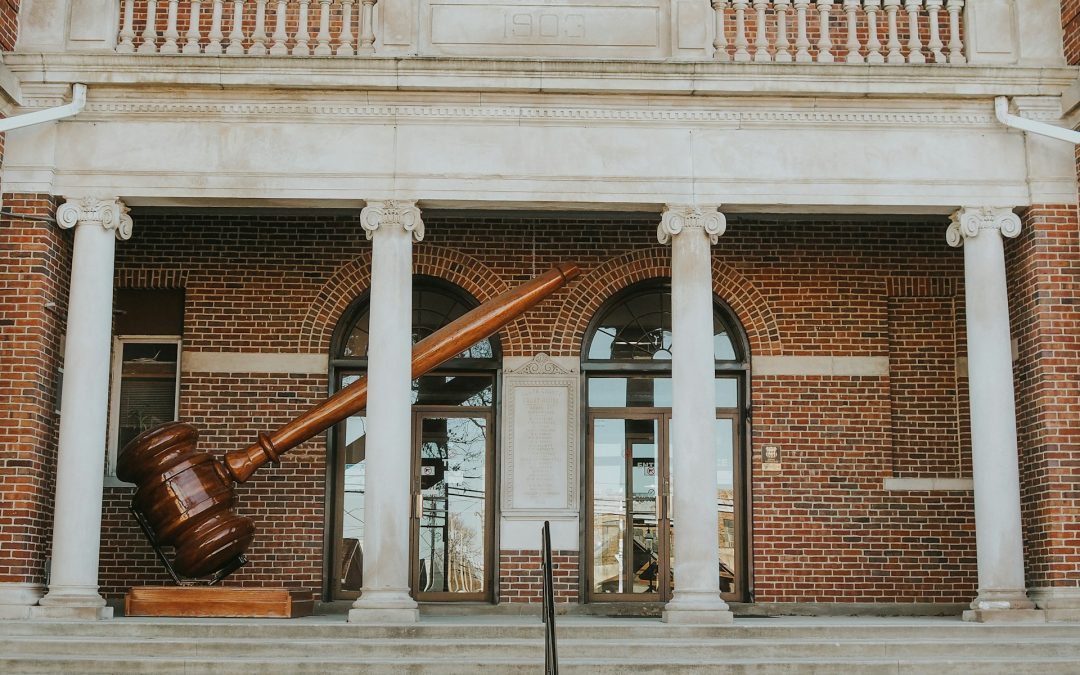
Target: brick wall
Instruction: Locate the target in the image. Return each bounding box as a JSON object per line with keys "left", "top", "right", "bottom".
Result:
{"left": 0, "top": 0, "right": 18, "bottom": 52}
{"left": 90, "top": 210, "right": 986, "bottom": 605}
{"left": 1064, "top": 0, "right": 1080, "bottom": 64}
{"left": 1008, "top": 204, "right": 1080, "bottom": 590}
{"left": 0, "top": 194, "right": 68, "bottom": 587}
{"left": 499, "top": 550, "right": 578, "bottom": 604}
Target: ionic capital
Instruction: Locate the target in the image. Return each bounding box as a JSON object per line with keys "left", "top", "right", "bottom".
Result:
{"left": 360, "top": 200, "right": 424, "bottom": 242}
{"left": 947, "top": 206, "right": 1022, "bottom": 248}
{"left": 56, "top": 197, "right": 133, "bottom": 241}
{"left": 657, "top": 205, "right": 727, "bottom": 245}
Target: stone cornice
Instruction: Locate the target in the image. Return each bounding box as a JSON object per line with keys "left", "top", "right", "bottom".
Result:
{"left": 3, "top": 53, "right": 1076, "bottom": 101}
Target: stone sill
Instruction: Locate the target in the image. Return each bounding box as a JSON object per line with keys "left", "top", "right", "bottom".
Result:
{"left": 4, "top": 53, "right": 1076, "bottom": 100}
{"left": 882, "top": 478, "right": 974, "bottom": 492}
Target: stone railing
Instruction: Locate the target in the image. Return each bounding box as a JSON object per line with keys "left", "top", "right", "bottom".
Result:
{"left": 712, "top": 0, "right": 965, "bottom": 64}
{"left": 117, "top": 0, "right": 376, "bottom": 55}
{"left": 114, "top": 0, "right": 967, "bottom": 63}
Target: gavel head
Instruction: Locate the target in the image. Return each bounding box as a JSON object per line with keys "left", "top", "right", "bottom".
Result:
{"left": 116, "top": 421, "right": 255, "bottom": 579}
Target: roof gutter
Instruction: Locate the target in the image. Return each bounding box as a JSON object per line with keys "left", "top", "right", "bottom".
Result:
{"left": 0, "top": 83, "right": 86, "bottom": 133}
{"left": 995, "top": 95, "right": 1080, "bottom": 145}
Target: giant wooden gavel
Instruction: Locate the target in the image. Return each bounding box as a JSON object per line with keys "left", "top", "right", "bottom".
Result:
{"left": 116, "top": 264, "right": 580, "bottom": 579}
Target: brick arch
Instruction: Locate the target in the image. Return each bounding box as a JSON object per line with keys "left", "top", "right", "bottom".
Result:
{"left": 550, "top": 247, "right": 783, "bottom": 358}
{"left": 299, "top": 246, "right": 520, "bottom": 354}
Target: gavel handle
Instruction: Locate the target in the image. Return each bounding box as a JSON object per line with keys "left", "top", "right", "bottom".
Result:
{"left": 222, "top": 263, "right": 580, "bottom": 483}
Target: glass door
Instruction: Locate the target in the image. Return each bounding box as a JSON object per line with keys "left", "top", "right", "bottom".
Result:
{"left": 588, "top": 414, "right": 670, "bottom": 601}
{"left": 411, "top": 410, "right": 493, "bottom": 601}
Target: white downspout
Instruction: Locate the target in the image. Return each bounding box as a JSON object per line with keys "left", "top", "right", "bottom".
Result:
{"left": 995, "top": 96, "right": 1080, "bottom": 145}
{"left": 0, "top": 83, "right": 86, "bottom": 133}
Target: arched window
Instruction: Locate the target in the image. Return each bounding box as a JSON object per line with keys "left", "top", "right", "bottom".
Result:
{"left": 582, "top": 279, "right": 749, "bottom": 603}
{"left": 327, "top": 277, "right": 499, "bottom": 602}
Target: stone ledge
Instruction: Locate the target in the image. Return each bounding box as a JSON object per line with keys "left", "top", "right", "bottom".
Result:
{"left": 883, "top": 478, "right": 974, "bottom": 492}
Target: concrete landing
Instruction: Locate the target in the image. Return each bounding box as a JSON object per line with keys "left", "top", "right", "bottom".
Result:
{"left": 1, "top": 613, "right": 1079, "bottom": 673}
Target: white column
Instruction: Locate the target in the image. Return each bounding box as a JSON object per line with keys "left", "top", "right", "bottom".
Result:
{"left": 348, "top": 200, "right": 423, "bottom": 624}
{"left": 32, "top": 198, "right": 133, "bottom": 621}
{"left": 947, "top": 207, "right": 1041, "bottom": 623}
{"left": 658, "top": 205, "right": 733, "bottom": 625}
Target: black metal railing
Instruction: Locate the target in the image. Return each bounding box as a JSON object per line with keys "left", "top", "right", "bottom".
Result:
{"left": 541, "top": 520, "right": 558, "bottom": 675}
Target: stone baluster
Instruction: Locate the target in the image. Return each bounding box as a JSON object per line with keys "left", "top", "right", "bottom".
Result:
{"left": 248, "top": 0, "right": 268, "bottom": 54}
{"left": 270, "top": 0, "right": 288, "bottom": 54}
{"left": 182, "top": 0, "right": 203, "bottom": 54}
{"left": 946, "top": 0, "right": 965, "bottom": 64}
{"left": 359, "top": 0, "right": 377, "bottom": 53}
{"left": 139, "top": 0, "right": 159, "bottom": 53}
{"left": 732, "top": 1, "right": 750, "bottom": 62}
{"left": 843, "top": 0, "right": 862, "bottom": 63}
{"left": 925, "top": 0, "right": 944, "bottom": 62}
{"left": 207, "top": 0, "right": 226, "bottom": 54}
{"left": 816, "top": 1, "right": 834, "bottom": 63}
{"left": 118, "top": 0, "right": 136, "bottom": 52}
{"left": 31, "top": 198, "right": 134, "bottom": 621}
{"left": 226, "top": 0, "right": 246, "bottom": 54}
{"left": 314, "top": 0, "right": 333, "bottom": 55}
{"left": 905, "top": 0, "right": 925, "bottom": 63}
{"left": 794, "top": 0, "right": 812, "bottom": 62}
{"left": 774, "top": 0, "right": 792, "bottom": 62}
{"left": 337, "top": 0, "right": 355, "bottom": 55}
{"left": 658, "top": 205, "right": 733, "bottom": 626}
{"left": 348, "top": 201, "right": 425, "bottom": 625}
{"left": 865, "top": 0, "right": 884, "bottom": 63}
{"left": 753, "top": 1, "right": 770, "bottom": 62}
{"left": 161, "top": 0, "right": 180, "bottom": 53}
{"left": 711, "top": 0, "right": 730, "bottom": 62}
{"left": 947, "top": 207, "right": 1039, "bottom": 623}
{"left": 884, "top": 0, "right": 903, "bottom": 63}
{"left": 294, "top": 0, "right": 312, "bottom": 55}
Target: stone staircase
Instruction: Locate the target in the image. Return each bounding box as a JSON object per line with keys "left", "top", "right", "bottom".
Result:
{"left": 1, "top": 615, "right": 1080, "bottom": 674}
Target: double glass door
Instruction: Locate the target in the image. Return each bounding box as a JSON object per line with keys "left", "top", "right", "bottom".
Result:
{"left": 587, "top": 411, "right": 742, "bottom": 602}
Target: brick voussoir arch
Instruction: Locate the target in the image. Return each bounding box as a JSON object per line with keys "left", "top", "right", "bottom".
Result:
{"left": 114, "top": 268, "right": 189, "bottom": 290}
{"left": 550, "top": 247, "right": 783, "bottom": 357}
{"left": 300, "top": 246, "right": 520, "bottom": 354}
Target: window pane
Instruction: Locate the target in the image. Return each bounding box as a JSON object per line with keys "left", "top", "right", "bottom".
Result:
{"left": 411, "top": 375, "right": 493, "bottom": 407}
{"left": 588, "top": 377, "right": 672, "bottom": 408}
{"left": 117, "top": 342, "right": 178, "bottom": 450}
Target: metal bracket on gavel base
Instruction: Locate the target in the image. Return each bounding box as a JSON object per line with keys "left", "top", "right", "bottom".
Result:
{"left": 129, "top": 503, "right": 248, "bottom": 587}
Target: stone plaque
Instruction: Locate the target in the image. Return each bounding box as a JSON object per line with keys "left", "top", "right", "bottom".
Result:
{"left": 423, "top": 0, "right": 667, "bottom": 58}
{"left": 501, "top": 354, "right": 579, "bottom": 515}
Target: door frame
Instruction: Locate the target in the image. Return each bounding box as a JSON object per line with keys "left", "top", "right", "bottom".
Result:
{"left": 409, "top": 405, "right": 496, "bottom": 602}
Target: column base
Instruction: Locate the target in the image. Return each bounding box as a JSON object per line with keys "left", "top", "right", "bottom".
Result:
{"left": 348, "top": 588, "right": 419, "bottom": 624}
{"left": 1030, "top": 587, "right": 1080, "bottom": 622}
{"left": 662, "top": 591, "right": 734, "bottom": 625}
{"left": 962, "top": 608, "right": 1045, "bottom": 623}
{"left": 963, "top": 588, "right": 1042, "bottom": 623}
{"left": 0, "top": 583, "right": 45, "bottom": 620}
{"left": 31, "top": 585, "right": 112, "bottom": 620}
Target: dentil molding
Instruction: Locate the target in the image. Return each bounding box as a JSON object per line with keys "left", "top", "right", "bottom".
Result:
{"left": 946, "top": 206, "right": 1022, "bottom": 247}
{"left": 658, "top": 205, "right": 727, "bottom": 245}
{"left": 359, "top": 200, "right": 425, "bottom": 242}
{"left": 56, "top": 197, "right": 133, "bottom": 239}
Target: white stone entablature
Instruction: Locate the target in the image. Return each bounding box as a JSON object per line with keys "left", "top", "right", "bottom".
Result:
{"left": 1, "top": 55, "right": 1076, "bottom": 211}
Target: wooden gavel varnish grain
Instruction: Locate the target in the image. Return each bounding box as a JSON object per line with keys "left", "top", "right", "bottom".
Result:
{"left": 116, "top": 264, "right": 580, "bottom": 579}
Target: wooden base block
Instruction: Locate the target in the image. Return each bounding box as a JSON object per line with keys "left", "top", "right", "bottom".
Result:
{"left": 125, "top": 586, "right": 314, "bottom": 618}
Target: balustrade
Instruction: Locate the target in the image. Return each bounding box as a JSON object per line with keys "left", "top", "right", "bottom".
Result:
{"left": 709, "top": 0, "right": 963, "bottom": 63}
{"left": 114, "top": 0, "right": 964, "bottom": 63}
{"left": 116, "top": 0, "right": 375, "bottom": 55}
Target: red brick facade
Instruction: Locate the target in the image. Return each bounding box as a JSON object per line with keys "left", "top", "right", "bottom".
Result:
{"left": 87, "top": 210, "right": 986, "bottom": 604}
{"left": 500, "top": 550, "right": 578, "bottom": 604}
{"left": 0, "top": 194, "right": 67, "bottom": 588}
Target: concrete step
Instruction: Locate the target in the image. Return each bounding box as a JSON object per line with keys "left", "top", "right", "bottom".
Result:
{"left": 5, "top": 654, "right": 1080, "bottom": 675}
{"left": 4, "top": 635, "right": 1080, "bottom": 660}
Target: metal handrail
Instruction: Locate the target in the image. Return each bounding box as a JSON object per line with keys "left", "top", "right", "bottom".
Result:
{"left": 541, "top": 521, "right": 558, "bottom": 675}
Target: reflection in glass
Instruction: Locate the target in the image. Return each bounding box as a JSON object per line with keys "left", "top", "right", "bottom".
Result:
{"left": 589, "top": 377, "right": 739, "bottom": 409}
{"left": 340, "top": 373, "right": 367, "bottom": 592}
{"left": 716, "top": 418, "right": 736, "bottom": 594}
{"left": 586, "top": 287, "right": 737, "bottom": 362}
{"left": 417, "top": 417, "right": 487, "bottom": 594}
{"left": 412, "top": 375, "right": 493, "bottom": 407}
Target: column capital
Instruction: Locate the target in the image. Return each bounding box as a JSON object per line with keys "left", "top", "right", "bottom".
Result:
{"left": 360, "top": 200, "right": 424, "bottom": 243}
{"left": 657, "top": 205, "right": 727, "bottom": 245}
{"left": 56, "top": 197, "right": 133, "bottom": 240}
{"left": 947, "top": 206, "right": 1022, "bottom": 248}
